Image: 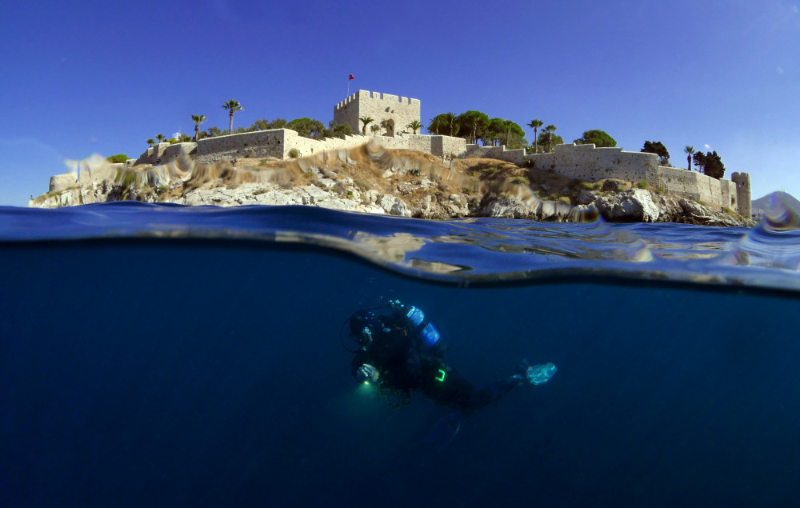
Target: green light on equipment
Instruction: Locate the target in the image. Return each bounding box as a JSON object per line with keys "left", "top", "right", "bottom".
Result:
{"left": 435, "top": 369, "right": 446, "bottom": 382}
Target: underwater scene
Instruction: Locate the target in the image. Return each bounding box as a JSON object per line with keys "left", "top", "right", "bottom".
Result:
{"left": 2, "top": 202, "right": 800, "bottom": 507}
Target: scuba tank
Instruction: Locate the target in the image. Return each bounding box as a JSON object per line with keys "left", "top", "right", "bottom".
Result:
{"left": 392, "top": 301, "right": 440, "bottom": 347}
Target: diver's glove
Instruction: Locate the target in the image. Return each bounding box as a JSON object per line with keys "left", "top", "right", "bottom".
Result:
{"left": 513, "top": 362, "right": 557, "bottom": 385}
{"left": 356, "top": 363, "right": 381, "bottom": 384}
{"left": 525, "top": 362, "right": 557, "bottom": 385}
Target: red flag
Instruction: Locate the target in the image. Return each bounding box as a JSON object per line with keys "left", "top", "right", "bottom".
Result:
{"left": 349, "top": 74, "right": 355, "bottom": 80}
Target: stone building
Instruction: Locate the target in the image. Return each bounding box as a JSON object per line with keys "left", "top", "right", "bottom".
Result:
{"left": 334, "top": 90, "right": 421, "bottom": 137}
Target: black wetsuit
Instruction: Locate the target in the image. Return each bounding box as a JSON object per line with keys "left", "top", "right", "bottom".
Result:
{"left": 351, "top": 309, "right": 523, "bottom": 416}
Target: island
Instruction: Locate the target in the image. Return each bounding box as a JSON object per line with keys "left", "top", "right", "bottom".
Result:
{"left": 31, "top": 90, "right": 753, "bottom": 227}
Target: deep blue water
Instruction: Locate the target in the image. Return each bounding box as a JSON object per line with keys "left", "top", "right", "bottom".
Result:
{"left": 2, "top": 202, "right": 800, "bottom": 507}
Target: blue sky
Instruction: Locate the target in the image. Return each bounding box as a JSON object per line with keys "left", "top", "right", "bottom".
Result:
{"left": 1, "top": 0, "right": 798, "bottom": 206}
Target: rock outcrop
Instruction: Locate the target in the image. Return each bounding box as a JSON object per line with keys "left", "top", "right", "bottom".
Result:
{"left": 30, "top": 143, "right": 755, "bottom": 228}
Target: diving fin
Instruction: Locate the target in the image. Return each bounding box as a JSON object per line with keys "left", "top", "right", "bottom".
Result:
{"left": 424, "top": 411, "right": 465, "bottom": 452}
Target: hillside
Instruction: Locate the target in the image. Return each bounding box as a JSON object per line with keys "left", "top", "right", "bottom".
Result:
{"left": 752, "top": 191, "right": 800, "bottom": 218}
{"left": 31, "top": 141, "right": 754, "bottom": 227}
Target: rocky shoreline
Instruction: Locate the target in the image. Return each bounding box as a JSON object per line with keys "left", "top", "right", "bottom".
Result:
{"left": 31, "top": 144, "right": 755, "bottom": 228}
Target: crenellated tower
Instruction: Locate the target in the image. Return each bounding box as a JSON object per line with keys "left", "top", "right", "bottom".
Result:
{"left": 731, "top": 172, "right": 752, "bottom": 218}
{"left": 334, "top": 90, "right": 421, "bottom": 137}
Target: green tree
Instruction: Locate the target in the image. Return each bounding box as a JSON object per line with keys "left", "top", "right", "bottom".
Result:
{"left": 179, "top": 133, "right": 192, "bottom": 142}
{"left": 503, "top": 120, "right": 525, "bottom": 147}
{"left": 486, "top": 117, "right": 506, "bottom": 146}
{"left": 146, "top": 138, "right": 155, "bottom": 147}
{"left": 407, "top": 120, "right": 422, "bottom": 134}
{"left": 641, "top": 140, "right": 670, "bottom": 165}
{"left": 191, "top": 114, "right": 207, "bottom": 142}
{"left": 702, "top": 151, "right": 725, "bottom": 179}
{"left": 253, "top": 118, "right": 287, "bottom": 130}
{"left": 379, "top": 118, "right": 395, "bottom": 135}
{"left": 427, "top": 114, "right": 445, "bottom": 135}
{"left": 693, "top": 151, "right": 707, "bottom": 173}
{"left": 360, "top": 116, "right": 374, "bottom": 135}
{"left": 706, "top": 151, "right": 725, "bottom": 179}
{"left": 206, "top": 126, "right": 222, "bottom": 137}
{"left": 575, "top": 130, "right": 618, "bottom": 148}
{"left": 107, "top": 154, "right": 129, "bottom": 163}
{"left": 221, "top": 100, "right": 243, "bottom": 134}
{"left": 156, "top": 133, "right": 165, "bottom": 143}
{"left": 527, "top": 119, "right": 543, "bottom": 153}
{"left": 315, "top": 121, "right": 353, "bottom": 140}
{"left": 457, "top": 111, "right": 490, "bottom": 144}
{"left": 286, "top": 117, "right": 325, "bottom": 138}
{"left": 430, "top": 113, "right": 460, "bottom": 136}
{"left": 684, "top": 145, "right": 695, "bottom": 171}
{"left": 543, "top": 124, "right": 557, "bottom": 152}
{"left": 330, "top": 121, "right": 352, "bottom": 138}
{"left": 537, "top": 131, "right": 563, "bottom": 150}
{"left": 370, "top": 124, "right": 381, "bottom": 135}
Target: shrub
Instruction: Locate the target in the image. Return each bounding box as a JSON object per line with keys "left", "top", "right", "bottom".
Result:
{"left": 636, "top": 180, "right": 649, "bottom": 190}
{"left": 558, "top": 196, "right": 571, "bottom": 205}
{"left": 511, "top": 176, "right": 530, "bottom": 185}
{"left": 106, "top": 154, "right": 129, "bottom": 163}
{"left": 355, "top": 180, "right": 370, "bottom": 191}
{"left": 288, "top": 148, "right": 300, "bottom": 158}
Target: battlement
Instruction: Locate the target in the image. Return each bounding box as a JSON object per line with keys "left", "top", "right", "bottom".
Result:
{"left": 335, "top": 90, "right": 420, "bottom": 111}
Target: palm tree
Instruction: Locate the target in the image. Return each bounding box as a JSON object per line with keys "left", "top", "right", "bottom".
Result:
{"left": 503, "top": 120, "right": 517, "bottom": 147}
{"left": 359, "top": 116, "right": 374, "bottom": 135}
{"left": 407, "top": 120, "right": 423, "bottom": 134}
{"left": 527, "top": 119, "right": 543, "bottom": 153}
{"left": 684, "top": 145, "right": 696, "bottom": 171}
{"left": 156, "top": 133, "right": 165, "bottom": 143}
{"left": 442, "top": 112, "right": 457, "bottom": 137}
{"left": 192, "top": 115, "right": 207, "bottom": 142}
{"left": 544, "top": 124, "right": 557, "bottom": 152}
{"left": 221, "top": 100, "right": 243, "bottom": 134}
{"left": 147, "top": 138, "right": 155, "bottom": 147}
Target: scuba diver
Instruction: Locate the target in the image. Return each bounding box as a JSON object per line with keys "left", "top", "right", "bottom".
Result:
{"left": 343, "top": 299, "right": 556, "bottom": 450}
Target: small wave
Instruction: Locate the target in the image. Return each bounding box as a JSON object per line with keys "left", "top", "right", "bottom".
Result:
{"left": 2, "top": 193, "right": 800, "bottom": 292}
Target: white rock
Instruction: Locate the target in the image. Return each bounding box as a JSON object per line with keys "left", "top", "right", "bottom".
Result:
{"left": 379, "top": 195, "right": 411, "bottom": 217}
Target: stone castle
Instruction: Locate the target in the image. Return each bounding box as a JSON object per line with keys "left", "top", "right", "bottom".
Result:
{"left": 49, "top": 90, "right": 752, "bottom": 216}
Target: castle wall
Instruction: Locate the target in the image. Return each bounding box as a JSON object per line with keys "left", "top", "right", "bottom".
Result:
{"left": 657, "top": 165, "right": 732, "bottom": 207}
{"left": 431, "top": 136, "right": 467, "bottom": 158}
{"left": 194, "top": 131, "right": 285, "bottom": 162}
{"left": 538, "top": 144, "right": 659, "bottom": 183}
{"left": 460, "top": 142, "right": 746, "bottom": 211}
{"left": 334, "top": 90, "right": 421, "bottom": 137}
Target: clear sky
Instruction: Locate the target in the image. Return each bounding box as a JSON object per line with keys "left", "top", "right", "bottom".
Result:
{"left": 1, "top": 0, "right": 797, "bottom": 206}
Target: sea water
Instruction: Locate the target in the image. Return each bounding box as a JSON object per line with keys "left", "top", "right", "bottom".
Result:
{"left": 2, "top": 201, "right": 800, "bottom": 507}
